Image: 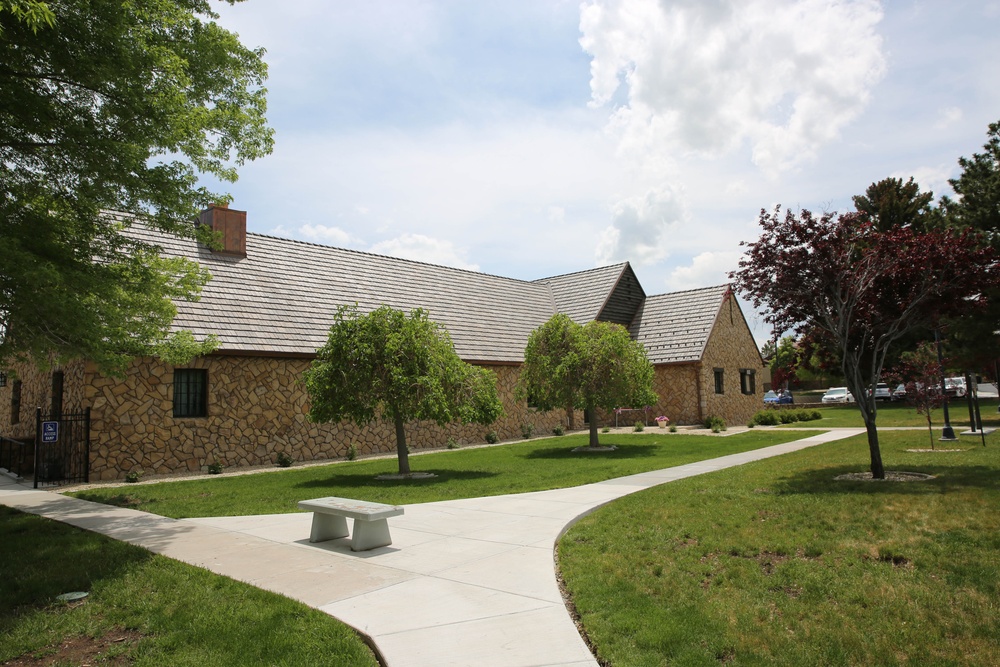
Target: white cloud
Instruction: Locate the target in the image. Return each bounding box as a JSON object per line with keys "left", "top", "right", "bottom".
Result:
{"left": 895, "top": 164, "right": 956, "bottom": 201}
{"left": 300, "top": 224, "right": 361, "bottom": 246}
{"left": 935, "top": 106, "right": 963, "bottom": 129}
{"left": 667, "top": 251, "right": 742, "bottom": 291}
{"left": 596, "top": 185, "right": 686, "bottom": 266}
{"left": 369, "top": 234, "right": 480, "bottom": 271}
{"left": 580, "top": 0, "right": 887, "bottom": 176}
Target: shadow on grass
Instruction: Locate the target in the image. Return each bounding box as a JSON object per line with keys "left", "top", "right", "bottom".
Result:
{"left": 521, "top": 442, "right": 663, "bottom": 460}
{"left": 773, "top": 464, "right": 999, "bottom": 497}
{"left": 73, "top": 492, "right": 145, "bottom": 508}
{"left": 0, "top": 506, "right": 153, "bottom": 626}
{"left": 294, "top": 468, "right": 499, "bottom": 490}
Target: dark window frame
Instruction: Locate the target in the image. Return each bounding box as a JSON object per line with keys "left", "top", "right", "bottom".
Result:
{"left": 51, "top": 371, "right": 64, "bottom": 418}
{"left": 173, "top": 369, "right": 208, "bottom": 418}
{"left": 740, "top": 369, "right": 756, "bottom": 395}
{"left": 713, "top": 368, "right": 724, "bottom": 395}
{"left": 11, "top": 380, "right": 22, "bottom": 424}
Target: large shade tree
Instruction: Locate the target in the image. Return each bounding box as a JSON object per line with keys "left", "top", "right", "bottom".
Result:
{"left": 304, "top": 305, "right": 504, "bottom": 476}
{"left": 520, "top": 313, "right": 657, "bottom": 449}
{"left": 1, "top": 0, "right": 273, "bottom": 372}
{"left": 940, "top": 120, "right": 1000, "bottom": 378}
{"left": 732, "top": 207, "right": 997, "bottom": 478}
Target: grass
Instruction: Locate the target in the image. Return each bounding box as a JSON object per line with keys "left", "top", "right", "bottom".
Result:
{"left": 558, "top": 429, "right": 1000, "bottom": 666}
{"left": 0, "top": 506, "right": 379, "bottom": 666}
{"left": 72, "top": 431, "right": 810, "bottom": 518}
{"left": 781, "top": 398, "right": 1000, "bottom": 428}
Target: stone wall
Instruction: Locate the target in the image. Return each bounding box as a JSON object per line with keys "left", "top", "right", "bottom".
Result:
{"left": 0, "top": 359, "right": 88, "bottom": 439}
{"left": 699, "top": 294, "right": 765, "bottom": 427}
{"left": 83, "top": 354, "right": 564, "bottom": 480}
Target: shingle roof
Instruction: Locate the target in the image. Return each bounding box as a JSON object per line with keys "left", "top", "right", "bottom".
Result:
{"left": 132, "top": 226, "right": 557, "bottom": 362}
{"left": 629, "top": 285, "right": 730, "bottom": 364}
{"left": 129, "top": 221, "right": 730, "bottom": 365}
{"left": 534, "top": 263, "right": 628, "bottom": 324}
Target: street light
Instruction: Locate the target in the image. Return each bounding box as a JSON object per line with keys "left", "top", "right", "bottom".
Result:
{"left": 936, "top": 328, "right": 957, "bottom": 441}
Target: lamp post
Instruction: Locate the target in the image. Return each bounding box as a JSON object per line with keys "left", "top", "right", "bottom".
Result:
{"left": 936, "top": 328, "right": 957, "bottom": 441}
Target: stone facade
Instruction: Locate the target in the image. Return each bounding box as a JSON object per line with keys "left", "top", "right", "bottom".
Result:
{"left": 2, "top": 355, "right": 566, "bottom": 480}
{"left": 697, "top": 294, "right": 765, "bottom": 427}
{"left": 0, "top": 295, "right": 763, "bottom": 480}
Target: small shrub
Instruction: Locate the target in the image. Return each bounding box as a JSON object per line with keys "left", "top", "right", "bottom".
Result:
{"left": 207, "top": 462, "right": 223, "bottom": 475}
{"left": 601, "top": 426, "right": 611, "bottom": 433}
{"left": 633, "top": 423, "right": 645, "bottom": 432}
{"left": 810, "top": 409, "right": 822, "bottom": 421}
{"left": 521, "top": 423, "right": 535, "bottom": 439}
{"left": 447, "top": 437, "right": 460, "bottom": 449}
{"left": 703, "top": 415, "right": 726, "bottom": 432}
{"left": 669, "top": 424, "right": 677, "bottom": 433}
{"left": 485, "top": 430, "right": 499, "bottom": 444}
{"left": 553, "top": 424, "right": 565, "bottom": 436}
{"left": 751, "top": 410, "right": 779, "bottom": 426}
{"left": 778, "top": 411, "right": 798, "bottom": 424}
{"left": 747, "top": 422, "right": 755, "bottom": 428}
{"left": 275, "top": 452, "right": 293, "bottom": 468}
{"left": 124, "top": 470, "right": 142, "bottom": 484}
{"left": 346, "top": 442, "right": 358, "bottom": 461}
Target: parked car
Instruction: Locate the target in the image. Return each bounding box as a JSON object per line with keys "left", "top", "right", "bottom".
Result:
{"left": 871, "top": 383, "right": 892, "bottom": 401}
{"left": 890, "top": 383, "right": 908, "bottom": 401}
{"left": 944, "top": 376, "right": 967, "bottom": 397}
{"left": 821, "top": 387, "right": 854, "bottom": 403}
{"left": 764, "top": 390, "right": 794, "bottom": 405}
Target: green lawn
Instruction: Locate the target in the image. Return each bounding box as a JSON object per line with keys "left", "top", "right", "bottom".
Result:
{"left": 558, "top": 429, "right": 1000, "bottom": 666}
{"left": 0, "top": 506, "right": 379, "bottom": 666}
{"left": 780, "top": 398, "right": 1000, "bottom": 428}
{"left": 72, "top": 431, "right": 810, "bottom": 518}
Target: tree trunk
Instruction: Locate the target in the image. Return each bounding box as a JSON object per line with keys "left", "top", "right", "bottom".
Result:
{"left": 393, "top": 411, "right": 411, "bottom": 475}
{"left": 926, "top": 414, "right": 934, "bottom": 450}
{"left": 864, "top": 418, "right": 885, "bottom": 479}
{"left": 567, "top": 405, "right": 575, "bottom": 430}
{"left": 588, "top": 402, "right": 600, "bottom": 447}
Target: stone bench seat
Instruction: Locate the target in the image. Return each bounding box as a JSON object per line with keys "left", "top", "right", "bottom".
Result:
{"left": 297, "top": 496, "right": 404, "bottom": 551}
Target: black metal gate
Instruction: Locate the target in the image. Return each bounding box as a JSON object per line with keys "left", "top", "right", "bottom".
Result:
{"left": 33, "top": 407, "right": 91, "bottom": 488}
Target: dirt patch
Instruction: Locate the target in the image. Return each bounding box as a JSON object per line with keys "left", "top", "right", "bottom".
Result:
{"left": 3, "top": 628, "right": 145, "bottom": 666}
{"left": 834, "top": 471, "right": 936, "bottom": 482}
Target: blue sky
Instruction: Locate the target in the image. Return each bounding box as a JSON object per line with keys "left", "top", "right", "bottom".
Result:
{"left": 206, "top": 0, "right": 1000, "bottom": 344}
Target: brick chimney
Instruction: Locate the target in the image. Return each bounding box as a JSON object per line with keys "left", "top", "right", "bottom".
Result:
{"left": 199, "top": 203, "right": 247, "bottom": 257}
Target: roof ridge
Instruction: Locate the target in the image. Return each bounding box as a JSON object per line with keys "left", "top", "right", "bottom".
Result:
{"left": 646, "top": 283, "right": 730, "bottom": 299}
{"left": 532, "top": 261, "right": 629, "bottom": 283}
{"left": 241, "top": 229, "right": 541, "bottom": 286}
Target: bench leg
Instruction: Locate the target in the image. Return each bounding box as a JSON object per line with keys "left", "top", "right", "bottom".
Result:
{"left": 309, "top": 513, "right": 349, "bottom": 543}
{"left": 350, "top": 518, "right": 392, "bottom": 551}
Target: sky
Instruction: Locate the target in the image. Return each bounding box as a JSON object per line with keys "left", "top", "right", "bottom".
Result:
{"left": 204, "top": 0, "right": 1000, "bottom": 345}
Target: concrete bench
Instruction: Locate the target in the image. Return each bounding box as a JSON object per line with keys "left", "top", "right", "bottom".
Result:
{"left": 297, "top": 496, "right": 404, "bottom": 551}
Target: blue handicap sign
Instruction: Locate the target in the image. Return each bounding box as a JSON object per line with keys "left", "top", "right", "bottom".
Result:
{"left": 41, "top": 421, "right": 59, "bottom": 443}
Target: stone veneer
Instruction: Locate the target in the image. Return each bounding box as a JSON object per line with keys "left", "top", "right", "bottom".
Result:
{"left": 0, "top": 294, "right": 763, "bottom": 480}
{"left": 72, "top": 355, "right": 565, "bottom": 480}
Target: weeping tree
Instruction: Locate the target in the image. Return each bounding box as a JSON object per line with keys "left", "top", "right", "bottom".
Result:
{"left": 520, "top": 313, "right": 657, "bottom": 448}
{"left": 732, "top": 207, "right": 996, "bottom": 478}
{"left": 304, "top": 305, "right": 504, "bottom": 475}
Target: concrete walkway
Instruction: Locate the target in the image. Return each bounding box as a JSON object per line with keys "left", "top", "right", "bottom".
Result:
{"left": 0, "top": 429, "right": 862, "bottom": 667}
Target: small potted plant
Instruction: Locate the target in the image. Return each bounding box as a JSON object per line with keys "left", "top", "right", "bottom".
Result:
{"left": 655, "top": 415, "right": 670, "bottom": 428}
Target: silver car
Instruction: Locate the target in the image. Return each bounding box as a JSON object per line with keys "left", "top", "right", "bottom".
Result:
{"left": 821, "top": 387, "right": 854, "bottom": 403}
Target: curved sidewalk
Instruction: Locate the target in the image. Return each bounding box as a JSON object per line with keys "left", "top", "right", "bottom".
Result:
{"left": 0, "top": 429, "right": 862, "bottom": 667}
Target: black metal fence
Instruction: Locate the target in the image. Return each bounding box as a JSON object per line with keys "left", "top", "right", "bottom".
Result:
{"left": 33, "top": 407, "right": 91, "bottom": 488}
{"left": 0, "top": 435, "right": 33, "bottom": 480}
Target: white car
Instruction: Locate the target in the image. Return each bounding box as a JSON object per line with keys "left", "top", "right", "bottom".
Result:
{"left": 821, "top": 387, "right": 854, "bottom": 403}
{"left": 944, "top": 377, "right": 967, "bottom": 397}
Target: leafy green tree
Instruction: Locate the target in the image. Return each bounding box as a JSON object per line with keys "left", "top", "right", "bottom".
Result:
{"left": 940, "top": 120, "right": 1000, "bottom": 374}
{"left": 769, "top": 335, "right": 798, "bottom": 389}
{"left": 304, "top": 305, "right": 504, "bottom": 476}
{"left": 0, "top": 0, "right": 273, "bottom": 372}
{"left": 853, "top": 177, "right": 937, "bottom": 232}
{"left": 520, "top": 314, "right": 657, "bottom": 448}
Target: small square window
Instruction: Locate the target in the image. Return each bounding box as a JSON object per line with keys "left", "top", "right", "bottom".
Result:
{"left": 714, "top": 368, "right": 724, "bottom": 395}
{"left": 740, "top": 369, "right": 756, "bottom": 395}
{"left": 173, "top": 369, "right": 208, "bottom": 418}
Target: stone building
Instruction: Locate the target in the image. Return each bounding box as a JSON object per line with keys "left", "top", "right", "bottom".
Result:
{"left": 0, "top": 206, "right": 763, "bottom": 480}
